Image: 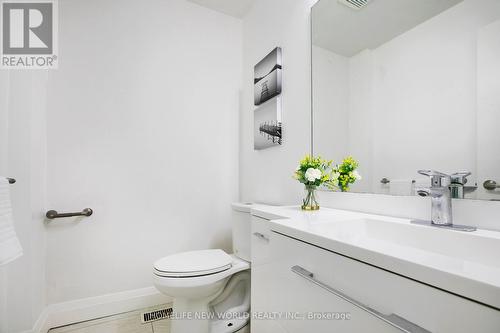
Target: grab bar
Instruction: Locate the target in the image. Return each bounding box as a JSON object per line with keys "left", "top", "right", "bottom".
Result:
{"left": 46, "top": 208, "right": 93, "bottom": 219}
{"left": 291, "top": 265, "right": 431, "bottom": 333}
{"left": 380, "top": 178, "right": 390, "bottom": 184}
{"left": 380, "top": 178, "right": 416, "bottom": 185}
{"left": 483, "top": 180, "right": 500, "bottom": 191}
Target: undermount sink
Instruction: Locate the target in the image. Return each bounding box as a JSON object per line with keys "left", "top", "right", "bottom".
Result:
{"left": 308, "top": 217, "right": 500, "bottom": 269}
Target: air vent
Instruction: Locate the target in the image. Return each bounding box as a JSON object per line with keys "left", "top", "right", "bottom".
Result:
{"left": 140, "top": 306, "right": 173, "bottom": 324}
{"left": 338, "top": 0, "right": 371, "bottom": 10}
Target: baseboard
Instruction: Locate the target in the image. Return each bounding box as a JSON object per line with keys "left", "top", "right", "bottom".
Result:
{"left": 29, "top": 287, "right": 171, "bottom": 333}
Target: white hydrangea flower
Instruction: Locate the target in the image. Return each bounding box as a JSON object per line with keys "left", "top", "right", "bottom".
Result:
{"left": 331, "top": 171, "right": 340, "bottom": 181}
{"left": 353, "top": 170, "right": 362, "bottom": 180}
{"left": 305, "top": 168, "right": 322, "bottom": 182}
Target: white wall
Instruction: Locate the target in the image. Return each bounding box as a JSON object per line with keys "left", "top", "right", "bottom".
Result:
{"left": 0, "top": 71, "right": 48, "bottom": 332}
{"left": 477, "top": 18, "right": 500, "bottom": 201}
{"left": 371, "top": 0, "right": 491, "bottom": 189}
{"left": 239, "top": 0, "right": 318, "bottom": 205}
{"left": 312, "top": 45, "right": 349, "bottom": 160}
{"left": 44, "top": 0, "right": 242, "bottom": 304}
{"left": 347, "top": 50, "right": 374, "bottom": 193}
{"left": 313, "top": 47, "right": 375, "bottom": 193}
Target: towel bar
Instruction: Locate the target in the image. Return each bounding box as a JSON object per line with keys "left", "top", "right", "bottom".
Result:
{"left": 483, "top": 180, "right": 500, "bottom": 191}
{"left": 46, "top": 208, "right": 93, "bottom": 219}
{"left": 380, "top": 178, "right": 416, "bottom": 184}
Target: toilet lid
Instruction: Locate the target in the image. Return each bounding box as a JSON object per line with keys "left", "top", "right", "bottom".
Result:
{"left": 153, "top": 249, "right": 233, "bottom": 278}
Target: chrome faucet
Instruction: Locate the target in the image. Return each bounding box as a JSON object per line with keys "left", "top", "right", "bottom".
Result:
{"left": 416, "top": 170, "right": 453, "bottom": 225}
{"left": 412, "top": 170, "right": 476, "bottom": 232}
{"left": 450, "top": 172, "right": 471, "bottom": 199}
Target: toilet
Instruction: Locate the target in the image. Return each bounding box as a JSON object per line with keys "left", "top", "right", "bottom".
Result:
{"left": 153, "top": 203, "right": 252, "bottom": 333}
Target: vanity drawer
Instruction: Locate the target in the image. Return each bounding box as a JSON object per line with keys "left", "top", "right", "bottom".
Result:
{"left": 268, "top": 231, "right": 500, "bottom": 333}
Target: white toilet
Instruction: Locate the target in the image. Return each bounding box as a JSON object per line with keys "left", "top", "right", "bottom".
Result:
{"left": 153, "top": 203, "right": 252, "bottom": 333}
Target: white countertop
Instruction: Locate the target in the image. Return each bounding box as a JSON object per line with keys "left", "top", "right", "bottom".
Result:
{"left": 251, "top": 205, "right": 500, "bottom": 310}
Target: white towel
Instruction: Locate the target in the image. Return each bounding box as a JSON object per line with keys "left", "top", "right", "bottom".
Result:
{"left": 0, "top": 177, "right": 23, "bottom": 266}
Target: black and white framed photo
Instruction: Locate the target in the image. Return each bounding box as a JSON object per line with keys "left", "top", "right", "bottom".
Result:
{"left": 254, "top": 47, "right": 282, "bottom": 106}
{"left": 254, "top": 97, "right": 282, "bottom": 150}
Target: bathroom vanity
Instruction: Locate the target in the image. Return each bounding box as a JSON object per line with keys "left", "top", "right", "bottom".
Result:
{"left": 250, "top": 205, "right": 500, "bottom": 333}
{"left": 247, "top": 1, "right": 500, "bottom": 331}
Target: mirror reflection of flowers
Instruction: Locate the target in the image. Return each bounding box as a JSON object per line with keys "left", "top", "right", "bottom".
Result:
{"left": 330, "top": 156, "right": 362, "bottom": 192}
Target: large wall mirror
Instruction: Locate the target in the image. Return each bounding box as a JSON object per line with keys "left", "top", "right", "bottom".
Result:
{"left": 312, "top": 0, "right": 500, "bottom": 200}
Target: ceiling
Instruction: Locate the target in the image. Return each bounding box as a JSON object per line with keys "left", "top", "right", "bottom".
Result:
{"left": 186, "top": 0, "right": 255, "bottom": 18}
{"left": 312, "top": 0, "right": 464, "bottom": 57}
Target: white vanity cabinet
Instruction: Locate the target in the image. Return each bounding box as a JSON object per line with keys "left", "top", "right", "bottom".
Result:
{"left": 252, "top": 228, "right": 500, "bottom": 332}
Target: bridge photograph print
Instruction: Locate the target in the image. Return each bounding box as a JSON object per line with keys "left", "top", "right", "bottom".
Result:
{"left": 254, "top": 97, "right": 282, "bottom": 150}
{"left": 254, "top": 47, "right": 282, "bottom": 106}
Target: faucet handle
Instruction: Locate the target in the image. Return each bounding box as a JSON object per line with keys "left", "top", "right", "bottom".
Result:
{"left": 418, "top": 170, "right": 451, "bottom": 187}
{"left": 450, "top": 172, "right": 471, "bottom": 185}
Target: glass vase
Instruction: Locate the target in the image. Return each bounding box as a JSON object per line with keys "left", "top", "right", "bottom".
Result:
{"left": 302, "top": 185, "right": 320, "bottom": 211}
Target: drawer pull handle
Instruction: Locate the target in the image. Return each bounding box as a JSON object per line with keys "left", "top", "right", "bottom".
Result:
{"left": 253, "top": 232, "right": 269, "bottom": 242}
{"left": 291, "top": 265, "right": 431, "bottom": 333}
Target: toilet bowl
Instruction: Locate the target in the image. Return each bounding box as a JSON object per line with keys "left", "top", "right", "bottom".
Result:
{"left": 153, "top": 203, "right": 253, "bottom": 333}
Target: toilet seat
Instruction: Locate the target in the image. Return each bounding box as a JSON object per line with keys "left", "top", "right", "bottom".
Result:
{"left": 153, "top": 249, "right": 233, "bottom": 278}
{"left": 153, "top": 254, "right": 249, "bottom": 292}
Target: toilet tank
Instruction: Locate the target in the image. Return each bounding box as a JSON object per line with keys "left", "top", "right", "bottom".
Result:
{"left": 231, "top": 203, "right": 252, "bottom": 262}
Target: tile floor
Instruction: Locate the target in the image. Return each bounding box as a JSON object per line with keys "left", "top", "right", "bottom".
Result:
{"left": 49, "top": 304, "right": 171, "bottom": 333}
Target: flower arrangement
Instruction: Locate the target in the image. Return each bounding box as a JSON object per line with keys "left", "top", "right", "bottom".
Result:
{"left": 294, "top": 155, "right": 333, "bottom": 210}
{"left": 294, "top": 155, "right": 361, "bottom": 210}
{"left": 330, "top": 156, "right": 362, "bottom": 192}
{"left": 294, "top": 155, "right": 333, "bottom": 187}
